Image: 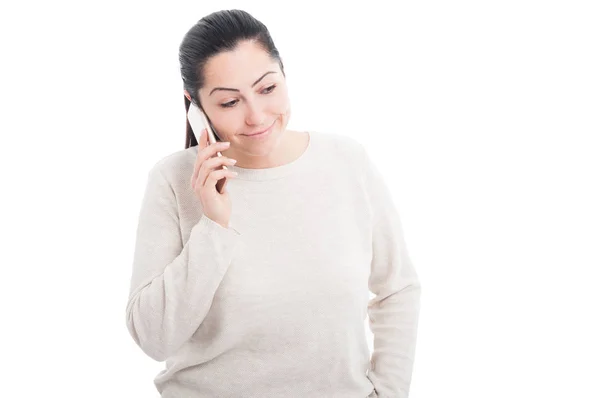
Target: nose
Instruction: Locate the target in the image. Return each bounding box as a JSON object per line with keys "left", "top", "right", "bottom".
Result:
{"left": 244, "top": 100, "right": 267, "bottom": 126}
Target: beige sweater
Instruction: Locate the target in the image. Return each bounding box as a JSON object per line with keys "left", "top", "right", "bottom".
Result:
{"left": 125, "top": 130, "right": 421, "bottom": 397}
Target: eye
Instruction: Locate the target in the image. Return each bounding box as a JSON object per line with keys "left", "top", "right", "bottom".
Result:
{"left": 220, "top": 100, "right": 238, "bottom": 108}
{"left": 262, "top": 84, "right": 276, "bottom": 94}
{"left": 219, "top": 85, "right": 276, "bottom": 108}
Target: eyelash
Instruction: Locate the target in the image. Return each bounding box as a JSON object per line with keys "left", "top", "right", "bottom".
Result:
{"left": 220, "top": 84, "right": 277, "bottom": 108}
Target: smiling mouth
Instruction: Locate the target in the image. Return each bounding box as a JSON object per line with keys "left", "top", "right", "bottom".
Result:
{"left": 242, "top": 121, "right": 275, "bottom": 136}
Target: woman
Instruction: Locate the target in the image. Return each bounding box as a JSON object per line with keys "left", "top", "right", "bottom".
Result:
{"left": 126, "top": 9, "right": 421, "bottom": 398}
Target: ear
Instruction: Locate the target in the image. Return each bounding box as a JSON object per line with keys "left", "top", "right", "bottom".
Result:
{"left": 184, "top": 90, "right": 191, "bottom": 102}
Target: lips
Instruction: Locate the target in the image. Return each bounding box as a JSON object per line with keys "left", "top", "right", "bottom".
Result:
{"left": 243, "top": 121, "right": 275, "bottom": 136}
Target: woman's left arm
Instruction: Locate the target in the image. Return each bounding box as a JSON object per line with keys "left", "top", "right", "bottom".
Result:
{"left": 362, "top": 148, "right": 422, "bottom": 398}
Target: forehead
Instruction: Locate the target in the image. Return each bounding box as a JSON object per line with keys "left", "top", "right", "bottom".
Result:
{"left": 202, "top": 40, "right": 280, "bottom": 88}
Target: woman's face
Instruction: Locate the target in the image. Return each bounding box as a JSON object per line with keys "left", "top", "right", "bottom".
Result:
{"left": 195, "top": 40, "right": 291, "bottom": 160}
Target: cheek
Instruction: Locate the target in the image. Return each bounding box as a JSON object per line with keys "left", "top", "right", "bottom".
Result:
{"left": 269, "top": 91, "right": 290, "bottom": 115}
{"left": 213, "top": 112, "right": 241, "bottom": 136}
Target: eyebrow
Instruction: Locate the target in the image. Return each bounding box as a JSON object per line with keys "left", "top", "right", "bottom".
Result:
{"left": 209, "top": 71, "right": 277, "bottom": 96}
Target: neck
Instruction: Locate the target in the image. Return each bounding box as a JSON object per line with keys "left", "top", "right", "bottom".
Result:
{"left": 222, "top": 130, "right": 306, "bottom": 169}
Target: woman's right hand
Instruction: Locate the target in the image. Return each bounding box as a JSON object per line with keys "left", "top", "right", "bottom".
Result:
{"left": 190, "top": 128, "right": 238, "bottom": 229}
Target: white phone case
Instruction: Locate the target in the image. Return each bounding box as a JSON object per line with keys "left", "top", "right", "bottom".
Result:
{"left": 187, "top": 102, "right": 227, "bottom": 169}
{"left": 187, "top": 102, "right": 229, "bottom": 194}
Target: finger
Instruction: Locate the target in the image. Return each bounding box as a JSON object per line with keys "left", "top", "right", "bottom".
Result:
{"left": 197, "top": 141, "right": 230, "bottom": 165}
{"left": 192, "top": 141, "right": 231, "bottom": 186}
{"left": 198, "top": 126, "right": 208, "bottom": 148}
{"left": 203, "top": 169, "right": 238, "bottom": 192}
{"left": 196, "top": 141, "right": 230, "bottom": 171}
{"left": 204, "top": 155, "right": 237, "bottom": 171}
{"left": 192, "top": 132, "right": 228, "bottom": 185}
{"left": 196, "top": 155, "right": 236, "bottom": 190}
{"left": 191, "top": 128, "right": 208, "bottom": 185}
{"left": 193, "top": 128, "right": 208, "bottom": 169}
{"left": 220, "top": 174, "right": 229, "bottom": 193}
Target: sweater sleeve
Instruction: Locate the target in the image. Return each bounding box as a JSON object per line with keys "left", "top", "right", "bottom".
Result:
{"left": 362, "top": 150, "right": 422, "bottom": 398}
{"left": 125, "top": 164, "right": 241, "bottom": 362}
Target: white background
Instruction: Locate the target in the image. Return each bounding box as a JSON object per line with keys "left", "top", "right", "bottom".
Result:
{"left": 1, "top": 1, "right": 599, "bottom": 397}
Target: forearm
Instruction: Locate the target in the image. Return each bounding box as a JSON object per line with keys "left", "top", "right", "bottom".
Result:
{"left": 367, "top": 279, "right": 421, "bottom": 397}
{"left": 126, "top": 215, "right": 240, "bottom": 361}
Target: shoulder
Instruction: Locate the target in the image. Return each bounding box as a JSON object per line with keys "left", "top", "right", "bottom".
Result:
{"left": 310, "top": 130, "right": 367, "bottom": 166}
{"left": 145, "top": 146, "right": 197, "bottom": 188}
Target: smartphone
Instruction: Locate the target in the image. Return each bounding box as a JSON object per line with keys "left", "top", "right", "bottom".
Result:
{"left": 187, "top": 102, "right": 228, "bottom": 193}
